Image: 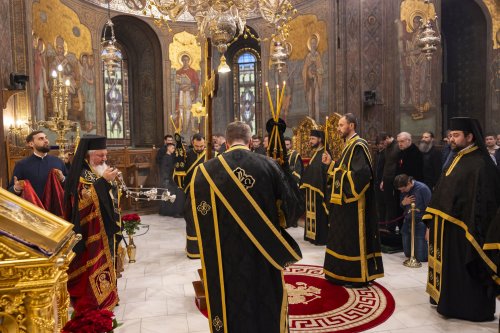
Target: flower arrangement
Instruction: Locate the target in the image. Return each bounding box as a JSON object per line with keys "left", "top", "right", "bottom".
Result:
{"left": 62, "top": 309, "right": 120, "bottom": 333}
{"left": 122, "top": 213, "right": 141, "bottom": 235}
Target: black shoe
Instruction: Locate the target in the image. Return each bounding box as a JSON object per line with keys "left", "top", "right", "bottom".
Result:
{"left": 429, "top": 297, "right": 437, "bottom": 306}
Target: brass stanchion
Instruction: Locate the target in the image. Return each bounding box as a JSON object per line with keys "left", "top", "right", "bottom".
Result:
{"left": 403, "top": 202, "right": 422, "bottom": 268}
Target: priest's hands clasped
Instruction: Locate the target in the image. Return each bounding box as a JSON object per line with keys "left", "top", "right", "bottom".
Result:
{"left": 102, "top": 166, "right": 120, "bottom": 182}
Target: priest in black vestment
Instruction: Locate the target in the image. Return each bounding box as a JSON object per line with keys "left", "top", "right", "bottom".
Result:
{"left": 186, "top": 121, "right": 302, "bottom": 333}
{"left": 322, "top": 113, "right": 384, "bottom": 286}
{"left": 300, "top": 130, "right": 329, "bottom": 245}
{"left": 182, "top": 133, "right": 208, "bottom": 259}
{"left": 285, "top": 136, "right": 303, "bottom": 185}
{"left": 159, "top": 143, "right": 185, "bottom": 217}
{"left": 423, "top": 117, "right": 500, "bottom": 322}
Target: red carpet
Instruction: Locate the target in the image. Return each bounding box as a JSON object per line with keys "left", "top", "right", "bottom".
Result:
{"left": 196, "top": 264, "right": 395, "bottom": 333}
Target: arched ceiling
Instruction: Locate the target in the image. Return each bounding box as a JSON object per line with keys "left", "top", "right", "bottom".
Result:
{"left": 81, "top": 0, "right": 305, "bottom": 23}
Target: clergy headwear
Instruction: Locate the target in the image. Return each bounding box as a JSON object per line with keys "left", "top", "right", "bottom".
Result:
{"left": 64, "top": 135, "right": 108, "bottom": 253}
{"left": 449, "top": 117, "right": 474, "bottom": 133}
{"left": 448, "top": 117, "right": 495, "bottom": 169}
{"left": 310, "top": 129, "right": 325, "bottom": 142}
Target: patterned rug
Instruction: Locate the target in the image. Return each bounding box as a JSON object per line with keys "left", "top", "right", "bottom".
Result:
{"left": 196, "top": 264, "right": 395, "bottom": 333}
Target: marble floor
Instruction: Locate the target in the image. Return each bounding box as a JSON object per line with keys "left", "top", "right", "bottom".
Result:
{"left": 115, "top": 215, "right": 499, "bottom": 333}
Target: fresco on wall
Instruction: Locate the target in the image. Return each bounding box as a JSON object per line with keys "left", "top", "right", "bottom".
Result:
{"left": 32, "top": 0, "right": 95, "bottom": 135}
{"left": 169, "top": 31, "right": 202, "bottom": 141}
{"left": 272, "top": 15, "right": 328, "bottom": 129}
{"left": 398, "top": 0, "right": 439, "bottom": 122}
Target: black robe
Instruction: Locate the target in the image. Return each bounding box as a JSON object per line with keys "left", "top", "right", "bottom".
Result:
{"left": 183, "top": 149, "right": 207, "bottom": 193}
{"left": 324, "top": 135, "right": 384, "bottom": 284}
{"left": 300, "top": 146, "right": 329, "bottom": 245}
{"left": 159, "top": 154, "right": 185, "bottom": 217}
{"left": 186, "top": 146, "right": 302, "bottom": 332}
{"left": 287, "top": 149, "right": 304, "bottom": 185}
{"left": 424, "top": 146, "right": 500, "bottom": 321}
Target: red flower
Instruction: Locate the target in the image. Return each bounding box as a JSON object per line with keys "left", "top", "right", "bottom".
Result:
{"left": 62, "top": 309, "right": 116, "bottom": 333}
{"left": 122, "top": 213, "right": 141, "bottom": 222}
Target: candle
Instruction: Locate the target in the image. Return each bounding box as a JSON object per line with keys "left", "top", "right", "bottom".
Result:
{"left": 265, "top": 82, "right": 275, "bottom": 120}
{"left": 324, "top": 116, "right": 329, "bottom": 149}
{"left": 276, "top": 84, "right": 279, "bottom": 116}
{"left": 277, "top": 81, "right": 286, "bottom": 118}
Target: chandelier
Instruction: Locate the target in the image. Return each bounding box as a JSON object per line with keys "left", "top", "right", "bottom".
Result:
{"left": 417, "top": 0, "right": 441, "bottom": 61}
{"left": 143, "top": 0, "right": 297, "bottom": 68}
{"left": 101, "top": 1, "right": 122, "bottom": 79}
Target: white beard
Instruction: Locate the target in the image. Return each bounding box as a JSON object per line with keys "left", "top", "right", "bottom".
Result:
{"left": 92, "top": 162, "right": 109, "bottom": 177}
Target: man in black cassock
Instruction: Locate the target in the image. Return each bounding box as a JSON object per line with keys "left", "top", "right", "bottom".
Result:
{"left": 322, "top": 113, "right": 384, "bottom": 287}
{"left": 300, "top": 130, "right": 329, "bottom": 245}
{"left": 181, "top": 133, "right": 207, "bottom": 258}
{"left": 159, "top": 143, "right": 185, "bottom": 217}
{"left": 186, "top": 121, "right": 302, "bottom": 333}
{"left": 285, "top": 136, "right": 303, "bottom": 185}
{"left": 423, "top": 117, "right": 500, "bottom": 322}
{"left": 182, "top": 133, "right": 207, "bottom": 193}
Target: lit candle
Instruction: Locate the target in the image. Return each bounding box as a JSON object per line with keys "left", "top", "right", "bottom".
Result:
{"left": 51, "top": 70, "right": 57, "bottom": 78}
{"left": 57, "top": 64, "right": 63, "bottom": 72}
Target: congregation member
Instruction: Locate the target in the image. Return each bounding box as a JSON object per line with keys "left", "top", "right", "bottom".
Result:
{"left": 156, "top": 134, "right": 174, "bottom": 167}
{"left": 378, "top": 132, "right": 401, "bottom": 243}
{"left": 441, "top": 130, "right": 453, "bottom": 170}
{"left": 159, "top": 143, "right": 185, "bottom": 217}
{"left": 419, "top": 131, "right": 442, "bottom": 190}
{"left": 300, "top": 129, "right": 329, "bottom": 245}
{"left": 485, "top": 132, "right": 500, "bottom": 166}
{"left": 186, "top": 121, "right": 302, "bottom": 332}
{"left": 322, "top": 113, "right": 384, "bottom": 287}
{"left": 9, "top": 130, "right": 66, "bottom": 214}
{"left": 284, "top": 136, "right": 303, "bottom": 185}
{"left": 215, "top": 133, "right": 227, "bottom": 153}
{"left": 251, "top": 134, "right": 266, "bottom": 155}
{"left": 423, "top": 117, "right": 500, "bottom": 321}
{"left": 373, "top": 135, "right": 386, "bottom": 222}
{"left": 396, "top": 132, "right": 423, "bottom": 181}
{"left": 64, "top": 135, "right": 120, "bottom": 312}
{"left": 394, "top": 174, "right": 431, "bottom": 262}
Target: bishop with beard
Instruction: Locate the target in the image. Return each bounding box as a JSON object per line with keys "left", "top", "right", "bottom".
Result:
{"left": 64, "top": 135, "right": 121, "bottom": 312}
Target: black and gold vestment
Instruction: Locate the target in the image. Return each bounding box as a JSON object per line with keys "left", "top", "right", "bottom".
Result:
{"left": 324, "top": 134, "right": 384, "bottom": 284}
{"left": 423, "top": 145, "right": 500, "bottom": 321}
{"left": 300, "top": 146, "right": 329, "bottom": 245}
{"left": 187, "top": 146, "right": 302, "bottom": 332}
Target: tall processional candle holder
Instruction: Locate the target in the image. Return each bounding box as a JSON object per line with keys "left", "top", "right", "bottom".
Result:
{"left": 403, "top": 202, "right": 422, "bottom": 268}
{"left": 37, "top": 64, "right": 79, "bottom": 160}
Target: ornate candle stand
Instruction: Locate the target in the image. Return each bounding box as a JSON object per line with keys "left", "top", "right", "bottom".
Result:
{"left": 37, "top": 65, "right": 80, "bottom": 160}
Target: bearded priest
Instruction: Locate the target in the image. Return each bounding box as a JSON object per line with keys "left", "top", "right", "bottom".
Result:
{"left": 64, "top": 135, "right": 121, "bottom": 312}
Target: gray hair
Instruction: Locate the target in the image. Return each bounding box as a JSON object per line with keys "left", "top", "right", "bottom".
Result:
{"left": 397, "top": 132, "right": 412, "bottom": 142}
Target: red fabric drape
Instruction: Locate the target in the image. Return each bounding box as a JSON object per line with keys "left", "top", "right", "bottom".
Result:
{"left": 20, "top": 169, "right": 65, "bottom": 218}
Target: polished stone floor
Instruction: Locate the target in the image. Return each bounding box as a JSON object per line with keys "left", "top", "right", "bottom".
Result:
{"left": 115, "top": 214, "right": 499, "bottom": 333}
